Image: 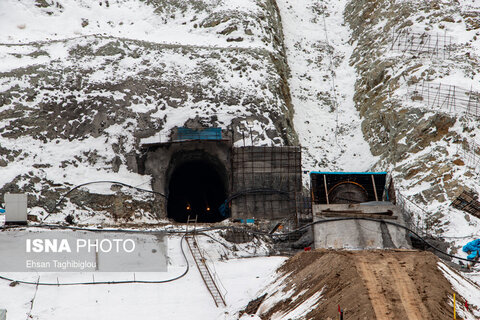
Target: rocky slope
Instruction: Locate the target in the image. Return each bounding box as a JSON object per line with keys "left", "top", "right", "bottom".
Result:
{"left": 1, "top": 0, "right": 480, "bottom": 252}
{"left": 343, "top": 0, "right": 480, "bottom": 249}
{"left": 0, "top": 0, "right": 296, "bottom": 222}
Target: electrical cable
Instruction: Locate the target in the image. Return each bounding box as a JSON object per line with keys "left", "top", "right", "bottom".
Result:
{"left": 219, "top": 188, "right": 290, "bottom": 217}
{"left": 278, "top": 217, "right": 476, "bottom": 263}
{"left": 41, "top": 182, "right": 284, "bottom": 223}
{"left": 224, "top": 188, "right": 290, "bottom": 203}
{"left": 17, "top": 217, "right": 480, "bottom": 263}
{"left": 3, "top": 180, "right": 478, "bottom": 288}
{"left": 0, "top": 218, "right": 476, "bottom": 287}
{"left": 0, "top": 233, "right": 190, "bottom": 286}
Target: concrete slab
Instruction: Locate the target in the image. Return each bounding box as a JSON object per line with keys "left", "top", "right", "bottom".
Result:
{"left": 313, "top": 203, "right": 410, "bottom": 249}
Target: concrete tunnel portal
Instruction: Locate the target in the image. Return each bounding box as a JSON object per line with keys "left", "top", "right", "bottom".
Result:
{"left": 142, "top": 137, "right": 302, "bottom": 222}
{"left": 166, "top": 152, "right": 229, "bottom": 223}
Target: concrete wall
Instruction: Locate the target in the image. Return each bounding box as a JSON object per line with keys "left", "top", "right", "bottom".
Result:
{"left": 313, "top": 203, "right": 411, "bottom": 249}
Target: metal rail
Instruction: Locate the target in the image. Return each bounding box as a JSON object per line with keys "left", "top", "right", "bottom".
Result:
{"left": 185, "top": 216, "right": 226, "bottom": 307}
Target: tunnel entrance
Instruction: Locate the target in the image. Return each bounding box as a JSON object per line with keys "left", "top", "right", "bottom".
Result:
{"left": 167, "top": 157, "right": 228, "bottom": 223}
{"left": 328, "top": 182, "right": 368, "bottom": 204}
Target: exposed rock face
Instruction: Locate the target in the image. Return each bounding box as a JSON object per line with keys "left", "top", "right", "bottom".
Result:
{"left": 0, "top": 0, "right": 297, "bottom": 220}
{"left": 1, "top": 38, "right": 294, "bottom": 145}
{"left": 344, "top": 0, "right": 480, "bottom": 234}
{"left": 3, "top": 0, "right": 480, "bottom": 234}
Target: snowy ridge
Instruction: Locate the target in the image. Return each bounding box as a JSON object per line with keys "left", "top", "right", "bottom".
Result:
{"left": 0, "top": 0, "right": 277, "bottom": 51}
{"left": 276, "top": 0, "right": 377, "bottom": 179}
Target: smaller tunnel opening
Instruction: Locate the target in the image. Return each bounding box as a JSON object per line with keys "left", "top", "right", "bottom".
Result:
{"left": 328, "top": 182, "right": 368, "bottom": 204}
{"left": 167, "top": 158, "right": 228, "bottom": 223}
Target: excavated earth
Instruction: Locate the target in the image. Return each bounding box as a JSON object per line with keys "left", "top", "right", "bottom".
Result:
{"left": 244, "top": 249, "right": 470, "bottom": 320}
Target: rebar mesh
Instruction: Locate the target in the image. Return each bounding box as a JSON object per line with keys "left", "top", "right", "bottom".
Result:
{"left": 407, "top": 81, "right": 480, "bottom": 116}
{"left": 391, "top": 29, "right": 452, "bottom": 58}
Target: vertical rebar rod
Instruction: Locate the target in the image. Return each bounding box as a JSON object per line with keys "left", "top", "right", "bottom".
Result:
{"left": 466, "top": 86, "right": 473, "bottom": 115}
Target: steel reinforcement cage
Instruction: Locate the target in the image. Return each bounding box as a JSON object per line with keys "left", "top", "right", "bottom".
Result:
{"left": 230, "top": 146, "right": 302, "bottom": 221}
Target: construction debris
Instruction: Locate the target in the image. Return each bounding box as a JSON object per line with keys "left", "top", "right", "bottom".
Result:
{"left": 451, "top": 190, "right": 480, "bottom": 218}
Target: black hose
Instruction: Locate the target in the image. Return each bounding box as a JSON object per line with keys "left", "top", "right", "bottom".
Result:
{"left": 218, "top": 188, "right": 290, "bottom": 216}
{"left": 42, "top": 181, "right": 287, "bottom": 223}
{"left": 280, "top": 217, "right": 475, "bottom": 263}
{"left": 188, "top": 218, "right": 475, "bottom": 264}
{"left": 0, "top": 233, "right": 190, "bottom": 286}
{"left": 0, "top": 218, "right": 475, "bottom": 287}
{"left": 42, "top": 183, "right": 290, "bottom": 224}
{"left": 24, "top": 217, "right": 479, "bottom": 263}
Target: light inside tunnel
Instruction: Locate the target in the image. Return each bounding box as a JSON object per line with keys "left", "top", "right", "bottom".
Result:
{"left": 167, "top": 159, "right": 228, "bottom": 223}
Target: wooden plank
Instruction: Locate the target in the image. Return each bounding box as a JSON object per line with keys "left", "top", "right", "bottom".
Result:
{"left": 371, "top": 174, "right": 379, "bottom": 201}
{"left": 323, "top": 175, "right": 329, "bottom": 205}
{"left": 322, "top": 213, "right": 398, "bottom": 219}
{"left": 322, "top": 209, "right": 364, "bottom": 214}
{"left": 321, "top": 209, "right": 394, "bottom": 216}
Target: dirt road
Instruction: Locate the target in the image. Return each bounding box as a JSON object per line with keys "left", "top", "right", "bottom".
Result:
{"left": 355, "top": 252, "right": 430, "bottom": 320}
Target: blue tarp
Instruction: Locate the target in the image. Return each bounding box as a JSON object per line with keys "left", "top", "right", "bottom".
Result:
{"left": 0, "top": 208, "right": 4, "bottom": 213}
{"left": 219, "top": 202, "right": 229, "bottom": 217}
{"left": 309, "top": 171, "right": 388, "bottom": 176}
{"left": 463, "top": 239, "right": 480, "bottom": 260}
{"left": 176, "top": 127, "right": 222, "bottom": 141}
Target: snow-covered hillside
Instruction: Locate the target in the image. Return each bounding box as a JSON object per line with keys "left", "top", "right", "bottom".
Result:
{"left": 0, "top": 0, "right": 296, "bottom": 221}
{"left": 276, "top": 0, "right": 377, "bottom": 174}
{"left": 3, "top": 1, "right": 480, "bottom": 319}
{"left": 1, "top": 0, "right": 480, "bottom": 290}
{"left": 0, "top": 0, "right": 281, "bottom": 49}
{"left": 341, "top": 0, "right": 480, "bottom": 254}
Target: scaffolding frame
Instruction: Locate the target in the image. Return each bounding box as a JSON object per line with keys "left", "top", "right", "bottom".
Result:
{"left": 231, "top": 146, "right": 302, "bottom": 223}
{"left": 451, "top": 189, "right": 480, "bottom": 219}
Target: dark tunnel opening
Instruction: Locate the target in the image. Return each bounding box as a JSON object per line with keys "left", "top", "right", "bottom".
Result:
{"left": 167, "top": 159, "right": 228, "bottom": 223}
{"left": 328, "top": 182, "right": 368, "bottom": 204}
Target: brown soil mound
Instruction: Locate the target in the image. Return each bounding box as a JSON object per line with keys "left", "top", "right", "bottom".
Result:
{"left": 247, "top": 249, "right": 468, "bottom": 320}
